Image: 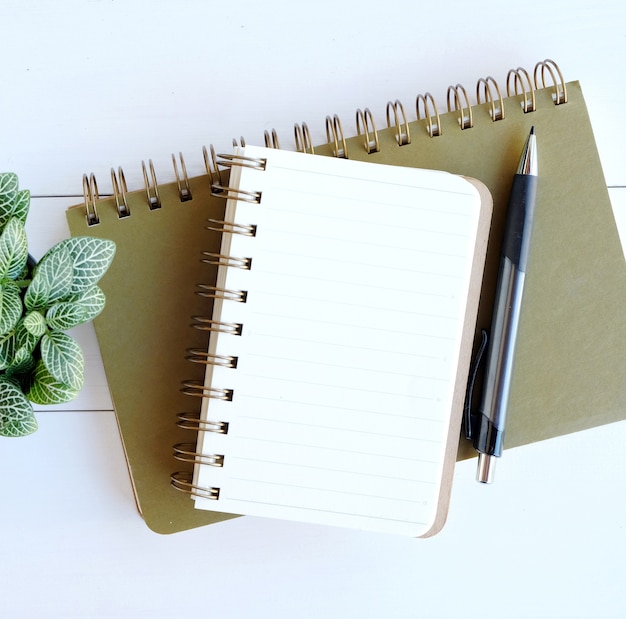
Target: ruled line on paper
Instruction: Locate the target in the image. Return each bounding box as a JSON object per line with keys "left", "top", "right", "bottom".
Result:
{"left": 249, "top": 312, "right": 458, "bottom": 341}
{"left": 228, "top": 373, "right": 448, "bottom": 400}
{"left": 225, "top": 496, "right": 431, "bottom": 527}
{"left": 233, "top": 393, "right": 445, "bottom": 424}
{"left": 230, "top": 452, "right": 439, "bottom": 484}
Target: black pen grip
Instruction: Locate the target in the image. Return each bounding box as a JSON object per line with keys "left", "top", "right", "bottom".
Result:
{"left": 502, "top": 173, "right": 538, "bottom": 271}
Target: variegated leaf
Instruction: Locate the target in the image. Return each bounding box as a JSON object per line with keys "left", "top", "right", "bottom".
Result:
{"left": 40, "top": 331, "right": 85, "bottom": 390}
{"left": 11, "top": 189, "right": 30, "bottom": 223}
{"left": 0, "top": 173, "right": 19, "bottom": 226}
{"left": 5, "top": 345, "right": 35, "bottom": 381}
{"left": 70, "top": 285, "right": 107, "bottom": 318}
{"left": 45, "top": 237, "right": 115, "bottom": 295}
{"left": 0, "top": 218, "right": 28, "bottom": 280}
{"left": 27, "top": 359, "right": 79, "bottom": 405}
{"left": 45, "top": 302, "right": 86, "bottom": 331}
{"left": 0, "top": 333, "right": 14, "bottom": 370}
{"left": 46, "top": 285, "right": 106, "bottom": 330}
{"left": 24, "top": 310, "right": 47, "bottom": 337}
{"left": 24, "top": 245, "right": 73, "bottom": 311}
{"left": 0, "top": 379, "right": 38, "bottom": 437}
{"left": 0, "top": 281, "right": 23, "bottom": 336}
{"left": 14, "top": 318, "right": 41, "bottom": 355}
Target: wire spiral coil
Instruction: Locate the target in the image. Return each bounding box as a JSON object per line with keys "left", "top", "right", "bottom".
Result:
{"left": 176, "top": 412, "right": 230, "bottom": 434}
{"left": 79, "top": 59, "right": 566, "bottom": 228}
{"left": 173, "top": 443, "right": 225, "bottom": 467}
{"left": 287, "top": 58, "right": 566, "bottom": 155}
{"left": 173, "top": 152, "right": 266, "bottom": 501}
{"left": 170, "top": 471, "right": 220, "bottom": 501}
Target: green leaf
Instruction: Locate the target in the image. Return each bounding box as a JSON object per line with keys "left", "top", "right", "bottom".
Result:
{"left": 45, "top": 303, "right": 86, "bottom": 331}
{"left": 46, "top": 285, "right": 106, "bottom": 330}
{"left": 0, "top": 379, "right": 38, "bottom": 437}
{"left": 45, "top": 237, "right": 116, "bottom": 295}
{"left": 24, "top": 245, "right": 73, "bottom": 311}
{"left": 24, "top": 310, "right": 46, "bottom": 337}
{"left": 12, "top": 189, "right": 30, "bottom": 223}
{"left": 0, "top": 218, "right": 28, "bottom": 280}
{"left": 0, "top": 281, "right": 23, "bottom": 336}
{"left": 14, "top": 318, "right": 41, "bottom": 355}
{"left": 40, "top": 331, "right": 84, "bottom": 390}
{"left": 70, "top": 285, "right": 107, "bottom": 320}
{"left": 0, "top": 173, "right": 19, "bottom": 227}
{"left": 5, "top": 345, "right": 35, "bottom": 382}
{"left": 0, "top": 333, "right": 14, "bottom": 370}
{"left": 27, "top": 360, "right": 79, "bottom": 405}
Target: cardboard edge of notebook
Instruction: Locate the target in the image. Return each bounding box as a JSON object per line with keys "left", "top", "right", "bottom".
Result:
{"left": 421, "top": 176, "right": 493, "bottom": 537}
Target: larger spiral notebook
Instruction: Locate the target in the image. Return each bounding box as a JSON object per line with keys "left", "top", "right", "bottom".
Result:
{"left": 66, "top": 60, "right": 626, "bottom": 534}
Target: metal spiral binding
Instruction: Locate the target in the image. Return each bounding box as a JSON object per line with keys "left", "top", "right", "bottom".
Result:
{"left": 212, "top": 184, "right": 262, "bottom": 204}
{"left": 190, "top": 317, "right": 243, "bottom": 336}
{"left": 416, "top": 93, "right": 441, "bottom": 137}
{"left": 294, "top": 122, "right": 315, "bottom": 154}
{"left": 203, "top": 144, "right": 224, "bottom": 191}
{"left": 206, "top": 219, "right": 257, "bottom": 237}
{"left": 171, "top": 471, "right": 220, "bottom": 500}
{"left": 204, "top": 147, "right": 266, "bottom": 202}
{"left": 264, "top": 129, "right": 280, "bottom": 149}
{"left": 446, "top": 83, "right": 474, "bottom": 130}
{"left": 83, "top": 151, "right": 202, "bottom": 223}
{"left": 506, "top": 66, "right": 536, "bottom": 113}
{"left": 185, "top": 348, "right": 238, "bottom": 368}
{"left": 296, "top": 59, "right": 568, "bottom": 155}
{"left": 82, "top": 173, "right": 99, "bottom": 226}
{"left": 534, "top": 58, "right": 567, "bottom": 105}
{"left": 201, "top": 252, "right": 252, "bottom": 270}
{"left": 111, "top": 166, "right": 130, "bottom": 217}
{"left": 195, "top": 285, "right": 248, "bottom": 303}
{"left": 356, "top": 108, "right": 379, "bottom": 154}
{"left": 173, "top": 443, "right": 225, "bottom": 467}
{"left": 174, "top": 146, "right": 265, "bottom": 500}
{"left": 177, "top": 411, "right": 229, "bottom": 434}
{"left": 215, "top": 152, "right": 267, "bottom": 171}
{"left": 325, "top": 114, "right": 348, "bottom": 158}
{"left": 386, "top": 100, "right": 411, "bottom": 145}
{"left": 141, "top": 159, "right": 161, "bottom": 209}
{"left": 172, "top": 152, "right": 192, "bottom": 201}
{"left": 181, "top": 380, "right": 233, "bottom": 401}
{"left": 80, "top": 60, "right": 568, "bottom": 229}
{"left": 476, "top": 76, "right": 505, "bottom": 122}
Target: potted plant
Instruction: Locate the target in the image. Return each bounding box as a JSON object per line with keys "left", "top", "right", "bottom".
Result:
{"left": 0, "top": 172, "right": 115, "bottom": 436}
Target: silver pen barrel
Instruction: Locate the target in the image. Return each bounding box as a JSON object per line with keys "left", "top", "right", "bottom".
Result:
{"left": 472, "top": 128, "right": 538, "bottom": 483}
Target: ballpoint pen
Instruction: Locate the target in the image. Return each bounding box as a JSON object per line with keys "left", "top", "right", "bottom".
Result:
{"left": 470, "top": 127, "right": 538, "bottom": 483}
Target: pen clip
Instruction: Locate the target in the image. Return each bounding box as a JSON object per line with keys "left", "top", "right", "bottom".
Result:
{"left": 463, "top": 329, "right": 489, "bottom": 440}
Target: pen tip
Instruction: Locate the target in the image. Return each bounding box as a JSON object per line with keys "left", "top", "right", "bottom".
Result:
{"left": 529, "top": 126, "right": 535, "bottom": 135}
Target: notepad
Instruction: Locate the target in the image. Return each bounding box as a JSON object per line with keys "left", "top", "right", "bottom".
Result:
{"left": 184, "top": 146, "right": 491, "bottom": 536}
{"left": 66, "top": 61, "right": 626, "bottom": 535}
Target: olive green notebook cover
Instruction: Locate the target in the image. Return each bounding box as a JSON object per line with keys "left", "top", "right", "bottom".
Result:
{"left": 67, "top": 178, "right": 238, "bottom": 533}
{"left": 66, "top": 75, "right": 626, "bottom": 533}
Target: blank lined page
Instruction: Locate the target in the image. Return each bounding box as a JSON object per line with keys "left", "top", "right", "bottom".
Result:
{"left": 193, "top": 146, "right": 484, "bottom": 536}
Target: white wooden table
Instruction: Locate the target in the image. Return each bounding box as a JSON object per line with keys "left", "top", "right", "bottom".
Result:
{"left": 2, "top": 2, "right": 625, "bottom": 617}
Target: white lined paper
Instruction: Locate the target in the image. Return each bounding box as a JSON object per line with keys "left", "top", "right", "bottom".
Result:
{"left": 193, "top": 146, "right": 482, "bottom": 536}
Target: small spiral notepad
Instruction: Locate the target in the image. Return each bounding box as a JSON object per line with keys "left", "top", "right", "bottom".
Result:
{"left": 176, "top": 146, "right": 491, "bottom": 536}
